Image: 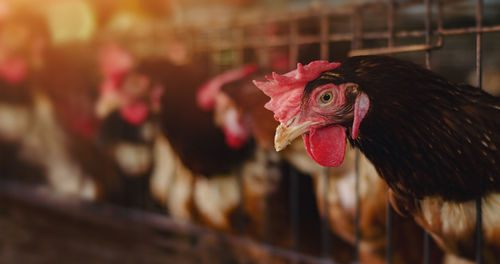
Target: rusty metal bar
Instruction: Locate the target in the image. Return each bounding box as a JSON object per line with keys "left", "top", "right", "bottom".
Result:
{"left": 388, "top": 0, "right": 396, "bottom": 48}
{"left": 475, "top": 0, "right": 484, "bottom": 263}
{"left": 349, "top": 43, "right": 437, "bottom": 56}
{"left": 236, "top": 167, "right": 246, "bottom": 235}
{"left": 289, "top": 165, "right": 300, "bottom": 264}
{"left": 423, "top": 0, "right": 433, "bottom": 263}
{"left": 0, "top": 181, "right": 337, "bottom": 264}
{"left": 263, "top": 157, "right": 274, "bottom": 245}
{"left": 289, "top": 19, "right": 300, "bottom": 69}
{"left": 351, "top": 7, "right": 363, "bottom": 50}
{"left": 385, "top": 1, "right": 396, "bottom": 263}
{"left": 354, "top": 150, "right": 361, "bottom": 263}
{"left": 320, "top": 11, "right": 330, "bottom": 60}
{"left": 424, "top": 0, "right": 432, "bottom": 69}
{"left": 385, "top": 190, "right": 393, "bottom": 264}
{"left": 476, "top": 199, "right": 483, "bottom": 264}
{"left": 172, "top": 2, "right": 393, "bottom": 30}
{"left": 233, "top": 26, "right": 245, "bottom": 66}
{"left": 321, "top": 167, "right": 331, "bottom": 259}
{"left": 260, "top": 14, "right": 270, "bottom": 69}
{"left": 192, "top": 25, "right": 500, "bottom": 54}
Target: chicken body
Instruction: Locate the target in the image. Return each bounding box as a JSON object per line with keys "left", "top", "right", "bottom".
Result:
{"left": 255, "top": 55, "right": 500, "bottom": 262}
{"left": 0, "top": 44, "right": 122, "bottom": 200}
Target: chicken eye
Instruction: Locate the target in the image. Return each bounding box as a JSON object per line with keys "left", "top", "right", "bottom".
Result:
{"left": 319, "top": 91, "right": 334, "bottom": 104}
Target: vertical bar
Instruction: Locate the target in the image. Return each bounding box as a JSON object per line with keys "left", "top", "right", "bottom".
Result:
{"left": 423, "top": 0, "right": 433, "bottom": 263}
{"left": 233, "top": 26, "right": 244, "bottom": 66}
{"left": 261, "top": 16, "right": 270, "bottom": 70}
{"left": 386, "top": 2, "right": 394, "bottom": 264}
{"left": 263, "top": 156, "right": 273, "bottom": 244}
{"left": 289, "top": 165, "right": 300, "bottom": 263}
{"left": 424, "top": 0, "right": 432, "bottom": 68}
{"left": 476, "top": 199, "right": 483, "bottom": 264}
{"left": 236, "top": 167, "right": 246, "bottom": 235}
{"left": 321, "top": 167, "right": 331, "bottom": 259}
{"left": 351, "top": 8, "right": 363, "bottom": 51}
{"left": 289, "top": 19, "right": 299, "bottom": 69}
{"left": 476, "top": 0, "right": 483, "bottom": 90}
{"left": 475, "top": 0, "right": 484, "bottom": 263}
{"left": 354, "top": 150, "right": 361, "bottom": 263}
{"left": 387, "top": 0, "right": 396, "bottom": 49}
{"left": 385, "top": 191, "right": 393, "bottom": 264}
{"left": 320, "top": 12, "right": 330, "bottom": 60}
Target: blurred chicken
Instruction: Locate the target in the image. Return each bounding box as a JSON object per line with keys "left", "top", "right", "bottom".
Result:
{"left": 0, "top": 12, "right": 45, "bottom": 185}
{"left": 194, "top": 66, "right": 357, "bottom": 260}
{"left": 0, "top": 47, "right": 120, "bottom": 200}
{"left": 94, "top": 43, "right": 162, "bottom": 208}
{"left": 0, "top": 12, "right": 120, "bottom": 200}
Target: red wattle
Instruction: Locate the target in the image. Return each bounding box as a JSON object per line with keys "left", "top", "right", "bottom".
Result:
{"left": 120, "top": 102, "right": 149, "bottom": 125}
{"left": 223, "top": 126, "right": 247, "bottom": 149}
{"left": 302, "top": 125, "right": 346, "bottom": 167}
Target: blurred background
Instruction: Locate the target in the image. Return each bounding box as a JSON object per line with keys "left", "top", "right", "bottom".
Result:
{"left": 0, "top": 0, "right": 499, "bottom": 263}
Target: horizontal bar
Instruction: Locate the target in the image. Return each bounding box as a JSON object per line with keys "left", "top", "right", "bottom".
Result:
{"left": 442, "top": 25, "right": 500, "bottom": 35}
{"left": 170, "top": 1, "right": 426, "bottom": 30}
{"left": 186, "top": 24, "right": 500, "bottom": 53}
{"left": 0, "top": 181, "right": 337, "bottom": 264}
{"left": 348, "top": 44, "right": 436, "bottom": 56}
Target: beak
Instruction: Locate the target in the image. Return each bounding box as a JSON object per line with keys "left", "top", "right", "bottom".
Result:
{"left": 274, "top": 116, "right": 317, "bottom": 152}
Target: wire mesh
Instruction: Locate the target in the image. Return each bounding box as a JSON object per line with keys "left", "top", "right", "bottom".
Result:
{"left": 167, "top": 0, "right": 499, "bottom": 263}
{"left": 2, "top": 0, "right": 499, "bottom": 263}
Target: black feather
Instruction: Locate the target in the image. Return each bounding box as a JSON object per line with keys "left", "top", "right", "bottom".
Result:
{"left": 306, "top": 55, "right": 500, "bottom": 201}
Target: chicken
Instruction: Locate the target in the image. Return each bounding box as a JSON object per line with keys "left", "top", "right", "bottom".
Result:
{"left": 0, "top": 12, "right": 120, "bottom": 200}
{"left": 94, "top": 44, "right": 162, "bottom": 208}
{"left": 219, "top": 69, "right": 443, "bottom": 263}
{"left": 0, "top": 44, "right": 121, "bottom": 200}
{"left": 124, "top": 57, "right": 254, "bottom": 225}
{"left": 255, "top": 55, "right": 500, "bottom": 263}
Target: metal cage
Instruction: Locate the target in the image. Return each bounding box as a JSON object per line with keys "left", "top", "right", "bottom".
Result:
{"left": 1, "top": 0, "right": 500, "bottom": 263}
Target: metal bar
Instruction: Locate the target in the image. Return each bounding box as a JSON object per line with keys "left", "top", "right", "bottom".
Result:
{"left": 423, "top": 0, "right": 433, "bottom": 263}
{"left": 349, "top": 44, "right": 436, "bottom": 57}
{"left": 321, "top": 167, "right": 331, "bottom": 259}
{"left": 260, "top": 15, "right": 270, "bottom": 69}
{"left": 385, "top": 1, "right": 396, "bottom": 263}
{"left": 0, "top": 181, "right": 337, "bottom": 264}
{"left": 354, "top": 150, "right": 361, "bottom": 263}
{"left": 263, "top": 157, "right": 273, "bottom": 245}
{"left": 173, "top": 0, "right": 444, "bottom": 32}
{"left": 195, "top": 20, "right": 500, "bottom": 54}
{"left": 386, "top": 190, "right": 393, "bottom": 264}
{"left": 475, "top": 0, "right": 484, "bottom": 263}
{"left": 424, "top": 0, "right": 432, "bottom": 69}
{"left": 289, "top": 165, "right": 300, "bottom": 263}
{"left": 351, "top": 7, "right": 363, "bottom": 50}
{"left": 476, "top": 198, "right": 483, "bottom": 264}
{"left": 320, "top": 11, "right": 330, "bottom": 60}
{"left": 289, "top": 19, "right": 299, "bottom": 69}
{"left": 191, "top": 24, "right": 500, "bottom": 53}
{"left": 234, "top": 26, "right": 245, "bottom": 66}
{"left": 236, "top": 167, "right": 246, "bottom": 235}
{"left": 388, "top": 0, "right": 396, "bottom": 49}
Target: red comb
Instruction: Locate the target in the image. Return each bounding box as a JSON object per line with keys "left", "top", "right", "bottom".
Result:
{"left": 197, "top": 63, "right": 257, "bottom": 111}
{"left": 98, "top": 43, "right": 133, "bottom": 78}
{"left": 0, "top": 57, "right": 27, "bottom": 84}
{"left": 253, "top": 61, "right": 340, "bottom": 123}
